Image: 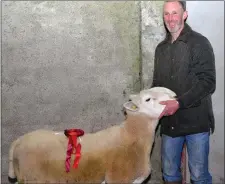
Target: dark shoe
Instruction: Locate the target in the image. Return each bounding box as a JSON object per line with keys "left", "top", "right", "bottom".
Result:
{"left": 164, "top": 181, "right": 182, "bottom": 184}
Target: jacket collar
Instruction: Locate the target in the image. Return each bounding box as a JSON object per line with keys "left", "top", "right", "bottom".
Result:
{"left": 162, "top": 23, "right": 192, "bottom": 44}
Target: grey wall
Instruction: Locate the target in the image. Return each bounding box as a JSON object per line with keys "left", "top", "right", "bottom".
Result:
{"left": 140, "top": 2, "right": 165, "bottom": 182}
{"left": 141, "top": 1, "right": 165, "bottom": 88}
{"left": 1, "top": 1, "right": 142, "bottom": 182}
{"left": 186, "top": 1, "right": 224, "bottom": 183}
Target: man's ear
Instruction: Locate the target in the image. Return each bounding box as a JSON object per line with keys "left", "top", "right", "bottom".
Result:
{"left": 183, "top": 11, "right": 188, "bottom": 20}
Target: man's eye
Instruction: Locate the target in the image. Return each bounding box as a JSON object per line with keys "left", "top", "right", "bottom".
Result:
{"left": 146, "top": 98, "right": 151, "bottom": 102}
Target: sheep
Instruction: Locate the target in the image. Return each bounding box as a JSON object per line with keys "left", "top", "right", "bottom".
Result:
{"left": 8, "top": 86, "right": 177, "bottom": 184}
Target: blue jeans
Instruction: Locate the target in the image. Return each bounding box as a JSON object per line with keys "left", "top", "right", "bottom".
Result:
{"left": 161, "top": 132, "right": 212, "bottom": 184}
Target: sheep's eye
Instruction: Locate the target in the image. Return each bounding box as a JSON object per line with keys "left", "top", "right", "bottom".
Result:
{"left": 145, "top": 98, "right": 151, "bottom": 102}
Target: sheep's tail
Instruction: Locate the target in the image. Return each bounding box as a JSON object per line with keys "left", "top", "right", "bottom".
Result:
{"left": 8, "top": 138, "right": 20, "bottom": 183}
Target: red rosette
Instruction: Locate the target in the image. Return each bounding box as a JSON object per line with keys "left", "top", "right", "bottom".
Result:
{"left": 64, "top": 128, "right": 84, "bottom": 172}
{"left": 64, "top": 128, "right": 84, "bottom": 137}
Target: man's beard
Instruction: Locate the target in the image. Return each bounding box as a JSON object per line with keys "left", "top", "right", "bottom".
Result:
{"left": 166, "top": 21, "right": 182, "bottom": 33}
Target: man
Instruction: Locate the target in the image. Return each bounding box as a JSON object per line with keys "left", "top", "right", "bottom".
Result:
{"left": 151, "top": 1, "right": 216, "bottom": 184}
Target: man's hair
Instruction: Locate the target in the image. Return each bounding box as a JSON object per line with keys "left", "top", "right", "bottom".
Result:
{"left": 165, "top": 0, "right": 186, "bottom": 11}
{"left": 178, "top": 1, "right": 186, "bottom": 11}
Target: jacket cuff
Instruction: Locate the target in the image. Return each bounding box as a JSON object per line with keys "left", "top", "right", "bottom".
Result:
{"left": 177, "top": 98, "right": 184, "bottom": 109}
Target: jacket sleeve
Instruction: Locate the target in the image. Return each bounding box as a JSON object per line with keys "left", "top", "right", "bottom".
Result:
{"left": 177, "top": 37, "right": 216, "bottom": 109}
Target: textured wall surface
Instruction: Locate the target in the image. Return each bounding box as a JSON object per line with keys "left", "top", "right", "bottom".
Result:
{"left": 186, "top": 1, "right": 224, "bottom": 183}
{"left": 141, "top": 1, "right": 165, "bottom": 89}
{"left": 140, "top": 1, "right": 165, "bottom": 183}
{"left": 2, "top": 1, "right": 141, "bottom": 182}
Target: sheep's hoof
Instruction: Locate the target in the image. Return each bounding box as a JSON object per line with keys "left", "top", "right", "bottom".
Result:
{"left": 133, "top": 176, "right": 146, "bottom": 184}
{"left": 8, "top": 176, "right": 18, "bottom": 183}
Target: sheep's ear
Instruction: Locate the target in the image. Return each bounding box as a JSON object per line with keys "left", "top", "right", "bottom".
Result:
{"left": 129, "top": 94, "right": 138, "bottom": 100}
{"left": 123, "top": 101, "right": 139, "bottom": 112}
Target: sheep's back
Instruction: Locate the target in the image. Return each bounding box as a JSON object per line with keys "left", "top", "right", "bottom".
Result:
{"left": 12, "top": 127, "right": 120, "bottom": 183}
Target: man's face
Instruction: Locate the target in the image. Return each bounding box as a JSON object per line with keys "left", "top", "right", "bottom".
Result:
{"left": 163, "top": 1, "right": 188, "bottom": 33}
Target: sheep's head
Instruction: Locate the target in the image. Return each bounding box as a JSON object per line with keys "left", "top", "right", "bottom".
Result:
{"left": 123, "top": 87, "right": 177, "bottom": 119}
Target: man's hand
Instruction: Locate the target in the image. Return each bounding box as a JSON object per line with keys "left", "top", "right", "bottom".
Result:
{"left": 159, "top": 100, "right": 179, "bottom": 119}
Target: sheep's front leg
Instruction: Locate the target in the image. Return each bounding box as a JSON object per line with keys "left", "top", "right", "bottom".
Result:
{"left": 133, "top": 165, "right": 151, "bottom": 184}
{"left": 132, "top": 176, "right": 146, "bottom": 184}
{"left": 101, "top": 181, "right": 106, "bottom": 184}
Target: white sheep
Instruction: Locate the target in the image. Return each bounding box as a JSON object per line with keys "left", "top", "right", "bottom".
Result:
{"left": 8, "top": 87, "right": 176, "bottom": 184}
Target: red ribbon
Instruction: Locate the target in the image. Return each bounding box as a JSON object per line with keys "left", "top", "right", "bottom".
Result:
{"left": 64, "top": 129, "right": 84, "bottom": 172}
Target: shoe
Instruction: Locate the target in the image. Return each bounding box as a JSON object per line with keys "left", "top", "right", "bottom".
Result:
{"left": 164, "top": 181, "right": 182, "bottom": 184}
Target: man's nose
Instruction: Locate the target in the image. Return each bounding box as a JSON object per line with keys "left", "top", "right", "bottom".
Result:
{"left": 168, "top": 14, "right": 173, "bottom": 21}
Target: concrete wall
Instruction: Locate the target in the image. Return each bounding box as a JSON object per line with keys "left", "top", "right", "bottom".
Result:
{"left": 186, "top": 1, "right": 224, "bottom": 183}
{"left": 1, "top": 1, "right": 141, "bottom": 182}
{"left": 141, "top": 2, "right": 165, "bottom": 182}
{"left": 141, "top": 1, "right": 165, "bottom": 89}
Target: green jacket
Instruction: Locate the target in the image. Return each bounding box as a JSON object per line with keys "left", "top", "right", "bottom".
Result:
{"left": 152, "top": 23, "right": 216, "bottom": 137}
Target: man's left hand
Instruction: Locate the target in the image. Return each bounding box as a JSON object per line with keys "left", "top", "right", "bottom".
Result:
{"left": 159, "top": 100, "right": 179, "bottom": 119}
